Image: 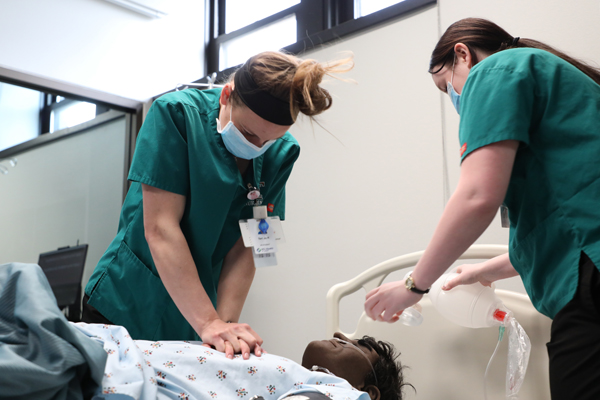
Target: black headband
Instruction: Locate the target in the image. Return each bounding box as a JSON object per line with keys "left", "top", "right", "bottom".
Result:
{"left": 511, "top": 37, "right": 520, "bottom": 47}
{"left": 233, "top": 63, "right": 294, "bottom": 126}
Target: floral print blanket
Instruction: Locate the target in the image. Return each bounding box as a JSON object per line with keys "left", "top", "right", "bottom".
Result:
{"left": 75, "top": 322, "right": 369, "bottom": 400}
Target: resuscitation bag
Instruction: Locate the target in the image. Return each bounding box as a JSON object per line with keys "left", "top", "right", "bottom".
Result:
{"left": 399, "top": 272, "right": 531, "bottom": 399}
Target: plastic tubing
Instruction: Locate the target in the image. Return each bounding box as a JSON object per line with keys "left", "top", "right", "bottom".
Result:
{"left": 484, "top": 324, "right": 506, "bottom": 400}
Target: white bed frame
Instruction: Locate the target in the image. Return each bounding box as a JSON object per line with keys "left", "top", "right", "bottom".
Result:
{"left": 326, "top": 245, "right": 552, "bottom": 399}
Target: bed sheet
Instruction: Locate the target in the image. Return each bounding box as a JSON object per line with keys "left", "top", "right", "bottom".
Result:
{"left": 75, "top": 323, "right": 369, "bottom": 400}
{"left": 0, "top": 262, "right": 368, "bottom": 400}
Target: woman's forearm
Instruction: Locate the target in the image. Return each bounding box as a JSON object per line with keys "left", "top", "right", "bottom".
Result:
{"left": 146, "top": 225, "right": 220, "bottom": 335}
{"left": 483, "top": 253, "right": 519, "bottom": 279}
{"left": 410, "top": 141, "right": 519, "bottom": 290}
{"left": 216, "top": 237, "right": 255, "bottom": 323}
{"left": 410, "top": 190, "right": 500, "bottom": 289}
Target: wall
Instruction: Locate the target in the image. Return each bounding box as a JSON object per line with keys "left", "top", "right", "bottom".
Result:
{"left": 0, "top": 0, "right": 205, "bottom": 101}
{"left": 0, "top": 113, "right": 128, "bottom": 293}
{"left": 239, "top": 0, "right": 600, "bottom": 365}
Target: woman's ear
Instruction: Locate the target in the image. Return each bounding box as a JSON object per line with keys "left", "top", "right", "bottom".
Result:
{"left": 454, "top": 42, "right": 473, "bottom": 68}
{"left": 219, "top": 83, "right": 234, "bottom": 106}
{"left": 363, "top": 385, "right": 381, "bottom": 400}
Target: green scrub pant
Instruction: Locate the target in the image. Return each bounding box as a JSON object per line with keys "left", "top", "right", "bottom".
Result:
{"left": 547, "top": 252, "right": 600, "bottom": 400}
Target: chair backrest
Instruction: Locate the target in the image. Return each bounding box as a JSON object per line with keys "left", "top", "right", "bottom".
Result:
{"left": 38, "top": 244, "right": 88, "bottom": 309}
{"left": 326, "top": 245, "right": 551, "bottom": 399}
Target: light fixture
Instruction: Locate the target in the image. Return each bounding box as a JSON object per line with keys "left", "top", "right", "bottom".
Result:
{"left": 102, "top": 0, "right": 168, "bottom": 19}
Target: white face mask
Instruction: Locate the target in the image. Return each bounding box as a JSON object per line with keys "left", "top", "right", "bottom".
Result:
{"left": 446, "top": 56, "right": 461, "bottom": 114}
{"left": 216, "top": 106, "right": 275, "bottom": 160}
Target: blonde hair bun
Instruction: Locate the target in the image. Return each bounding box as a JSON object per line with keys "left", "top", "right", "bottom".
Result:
{"left": 231, "top": 51, "right": 354, "bottom": 123}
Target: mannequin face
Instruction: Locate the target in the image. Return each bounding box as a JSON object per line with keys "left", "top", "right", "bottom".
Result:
{"left": 301, "top": 332, "right": 379, "bottom": 389}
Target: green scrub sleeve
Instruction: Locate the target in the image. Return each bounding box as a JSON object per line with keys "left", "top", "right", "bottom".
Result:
{"left": 459, "top": 65, "right": 534, "bottom": 162}
{"left": 128, "top": 99, "right": 190, "bottom": 196}
{"left": 263, "top": 144, "right": 300, "bottom": 221}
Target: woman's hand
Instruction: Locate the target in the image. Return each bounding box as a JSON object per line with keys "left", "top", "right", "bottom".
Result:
{"left": 364, "top": 281, "right": 423, "bottom": 322}
{"left": 443, "top": 253, "right": 519, "bottom": 291}
{"left": 442, "top": 262, "right": 494, "bottom": 290}
{"left": 199, "top": 318, "right": 263, "bottom": 360}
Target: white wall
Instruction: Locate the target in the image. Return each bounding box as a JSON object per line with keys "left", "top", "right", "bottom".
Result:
{"left": 0, "top": 0, "right": 205, "bottom": 101}
{"left": 0, "top": 113, "right": 128, "bottom": 293}
{"left": 240, "top": 0, "right": 600, "bottom": 364}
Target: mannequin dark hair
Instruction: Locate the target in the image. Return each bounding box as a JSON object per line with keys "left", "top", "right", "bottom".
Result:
{"left": 359, "top": 336, "right": 414, "bottom": 400}
{"left": 429, "top": 18, "right": 600, "bottom": 85}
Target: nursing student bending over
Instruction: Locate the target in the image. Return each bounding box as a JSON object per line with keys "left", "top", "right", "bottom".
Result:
{"left": 82, "top": 51, "right": 352, "bottom": 359}
{"left": 364, "top": 18, "right": 600, "bottom": 400}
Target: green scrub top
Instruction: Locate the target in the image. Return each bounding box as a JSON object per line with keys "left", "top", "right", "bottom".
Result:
{"left": 85, "top": 88, "right": 300, "bottom": 340}
{"left": 458, "top": 48, "right": 600, "bottom": 319}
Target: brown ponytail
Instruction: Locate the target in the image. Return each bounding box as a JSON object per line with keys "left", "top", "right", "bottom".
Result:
{"left": 429, "top": 18, "right": 600, "bottom": 86}
{"left": 230, "top": 51, "right": 354, "bottom": 123}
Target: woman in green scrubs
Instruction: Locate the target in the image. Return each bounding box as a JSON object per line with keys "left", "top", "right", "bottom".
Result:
{"left": 82, "top": 51, "right": 352, "bottom": 359}
{"left": 364, "top": 18, "right": 600, "bottom": 399}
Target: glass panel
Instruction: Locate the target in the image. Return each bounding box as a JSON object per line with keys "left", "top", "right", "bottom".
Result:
{"left": 226, "top": 0, "right": 299, "bottom": 33}
{"left": 220, "top": 14, "right": 297, "bottom": 70}
{"left": 355, "top": 0, "right": 404, "bottom": 18}
{"left": 51, "top": 101, "right": 97, "bottom": 133}
{"left": 0, "top": 82, "right": 41, "bottom": 152}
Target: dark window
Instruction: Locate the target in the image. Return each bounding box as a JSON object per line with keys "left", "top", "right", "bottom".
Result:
{"left": 0, "top": 80, "right": 113, "bottom": 152}
{"left": 205, "top": 0, "right": 436, "bottom": 77}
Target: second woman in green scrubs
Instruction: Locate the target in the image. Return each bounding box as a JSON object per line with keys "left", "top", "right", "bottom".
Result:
{"left": 83, "top": 51, "right": 352, "bottom": 359}
{"left": 364, "top": 18, "right": 600, "bottom": 399}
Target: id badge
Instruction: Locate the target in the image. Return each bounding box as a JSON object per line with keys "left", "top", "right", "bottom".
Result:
{"left": 247, "top": 218, "right": 277, "bottom": 254}
{"left": 239, "top": 216, "right": 285, "bottom": 267}
{"left": 500, "top": 205, "right": 510, "bottom": 228}
{"left": 252, "top": 248, "right": 277, "bottom": 268}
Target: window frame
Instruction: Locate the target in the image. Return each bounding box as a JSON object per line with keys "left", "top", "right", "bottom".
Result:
{"left": 40, "top": 95, "right": 111, "bottom": 134}
{"left": 0, "top": 74, "right": 138, "bottom": 137}
{"left": 0, "top": 68, "right": 142, "bottom": 165}
{"left": 205, "top": 0, "right": 436, "bottom": 76}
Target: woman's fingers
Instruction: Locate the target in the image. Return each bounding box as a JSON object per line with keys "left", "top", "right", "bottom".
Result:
{"left": 224, "top": 340, "right": 234, "bottom": 359}
{"left": 236, "top": 324, "right": 263, "bottom": 349}
{"left": 200, "top": 319, "right": 263, "bottom": 358}
{"left": 364, "top": 297, "right": 381, "bottom": 320}
{"left": 365, "top": 286, "right": 380, "bottom": 300}
{"left": 239, "top": 339, "right": 251, "bottom": 360}
{"left": 443, "top": 264, "right": 487, "bottom": 290}
{"left": 442, "top": 275, "right": 461, "bottom": 290}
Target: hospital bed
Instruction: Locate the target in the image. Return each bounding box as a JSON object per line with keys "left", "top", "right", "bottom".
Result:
{"left": 326, "top": 244, "right": 552, "bottom": 400}
{"left": 0, "top": 262, "right": 361, "bottom": 400}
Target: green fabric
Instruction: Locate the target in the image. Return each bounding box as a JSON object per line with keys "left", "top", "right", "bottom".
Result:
{"left": 459, "top": 48, "right": 600, "bottom": 318}
{"left": 85, "top": 88, "right": 300, "bottom": 340}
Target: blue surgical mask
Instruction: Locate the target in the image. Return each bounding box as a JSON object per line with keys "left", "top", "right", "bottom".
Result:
{"left": 447, "top": 56, "right": 461, "bottom": 114}
{"left": 216, "top": 107, "right": 275, "bottom": 160}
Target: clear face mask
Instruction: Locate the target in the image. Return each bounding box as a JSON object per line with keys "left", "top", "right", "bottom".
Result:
{"left": 446, "top": 56, "right": 461, "bottom": 115}
{"left": 216, "top": 106, "right": 276, "bottom": 160}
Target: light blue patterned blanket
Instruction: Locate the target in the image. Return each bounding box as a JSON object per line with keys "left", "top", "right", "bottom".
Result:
{"left": 75, "top": 323, "right": 369, "bottom": 400}
{"left": 0, "top": 263, "right": 369, "bottom": 400}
